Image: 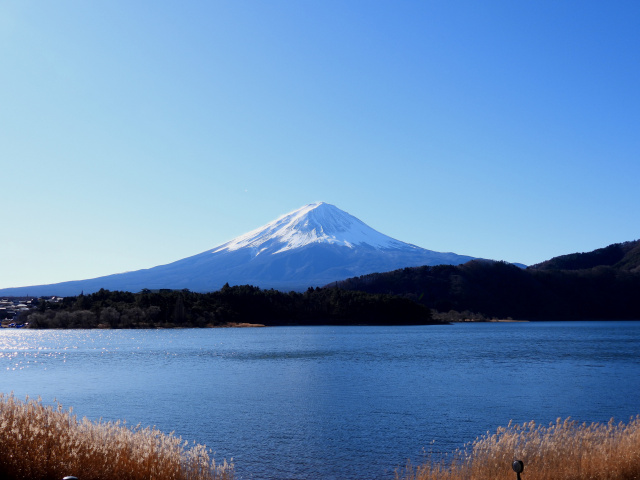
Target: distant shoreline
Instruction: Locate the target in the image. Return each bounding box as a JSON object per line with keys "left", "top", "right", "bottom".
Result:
{"left": 216, "top": 322, "right": 267, "bottom": 328}
{"left": 486, "top": 319, "right": 529, "bottom": 322}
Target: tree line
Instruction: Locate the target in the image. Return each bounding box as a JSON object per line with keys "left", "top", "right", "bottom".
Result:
{"left": 335, "top": 257, "right": 640, "bottom": 320}
{"left": 22, "top": 284, "right": 441, "bottom": 329}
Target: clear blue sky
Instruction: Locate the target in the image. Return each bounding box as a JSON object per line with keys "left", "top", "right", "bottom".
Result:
{"left": 1, "top": 1, "right": 639, "bottom": 289}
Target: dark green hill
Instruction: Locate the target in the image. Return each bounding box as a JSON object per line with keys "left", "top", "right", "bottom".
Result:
{"left": 334, "top": 241, "right": 640, "bottom": 320}
{"left": 612, "top": 241, "right": 640, "bottom": 272}
{"left": 529, "top": 240, "right": 640, "bottom": 272}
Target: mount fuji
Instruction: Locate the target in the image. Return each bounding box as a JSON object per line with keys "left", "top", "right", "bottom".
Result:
{"left": 1, "top": 202, "right": 477, "bottom": 296}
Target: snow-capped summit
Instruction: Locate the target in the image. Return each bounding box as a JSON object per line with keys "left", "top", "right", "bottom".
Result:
{"left": 214, "top": 202, "right": 408, "bottom": 255}
{"left": 0, "top": 203, "right": 477, "bottom": 296}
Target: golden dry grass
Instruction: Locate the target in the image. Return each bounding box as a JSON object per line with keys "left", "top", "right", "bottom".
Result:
{"left": 4, "top": 392, "right": 638, "bottom": 480}
{"left": 398, "top": 416, "right": 640, "bottom": 480}
{"left": 0, "top": 393, "right": 233, "bottom": 480}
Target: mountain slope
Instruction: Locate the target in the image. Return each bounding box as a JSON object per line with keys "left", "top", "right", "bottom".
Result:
{"left": 1, "top": 202, "right": 477, "bottom": 296}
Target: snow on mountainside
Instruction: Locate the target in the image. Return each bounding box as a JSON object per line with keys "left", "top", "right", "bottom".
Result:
{"left": 213, "top": 202, "right": 412, "bottom": 255}
{"left": 0, "top": 203, "right": 478, "bottom": 296}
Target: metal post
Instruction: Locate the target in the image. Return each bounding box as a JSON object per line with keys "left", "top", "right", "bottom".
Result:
{"left": 512, "top": 460, "right": 524, "bottom": 480}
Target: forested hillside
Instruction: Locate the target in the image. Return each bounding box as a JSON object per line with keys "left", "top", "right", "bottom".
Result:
{"left": 529, "top": 240, "right": 640, "bottom": 272}
{"left": 335, "top": 241, "right": 640, "bottom": 320}
{"left": 21, "top": 284, "right": 440, "bottom": 328}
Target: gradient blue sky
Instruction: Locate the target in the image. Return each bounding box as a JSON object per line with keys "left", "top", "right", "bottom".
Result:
{"left": 1, "top": 1, "right": 639, "bottom": 289}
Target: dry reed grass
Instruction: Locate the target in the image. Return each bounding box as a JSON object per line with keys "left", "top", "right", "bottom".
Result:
{"left": 0, "top": 393, "right": 233, "bottom": 480}
{"left": 398, "top": 416, "right": 640, "bottom": 480}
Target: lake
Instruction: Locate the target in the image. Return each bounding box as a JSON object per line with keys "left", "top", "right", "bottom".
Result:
{"left": 2, "top": 321, "right": 640, "bottom": 480}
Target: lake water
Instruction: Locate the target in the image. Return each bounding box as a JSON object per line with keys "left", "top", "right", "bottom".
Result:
{"left": 2, "top": 321, "right": 640, "bottom": 480}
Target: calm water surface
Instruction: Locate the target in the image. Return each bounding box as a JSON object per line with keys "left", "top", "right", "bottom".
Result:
{"left": 2, "top": 322, "right": 640, "bottom": 480}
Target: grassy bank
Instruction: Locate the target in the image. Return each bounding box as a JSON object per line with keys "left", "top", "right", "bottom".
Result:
{"left": 0, "top": 394, "right": 233, "bottom": 480}
{"left": 398, "top": 416, "right": 640, "bottom": 480}
{"left": 2, "top": 393, "right": 638, "bottom": 480}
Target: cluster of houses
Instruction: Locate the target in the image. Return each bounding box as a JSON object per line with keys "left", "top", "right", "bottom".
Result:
{"left": 0, "top": 297, "right": 64, "bottom": 327}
